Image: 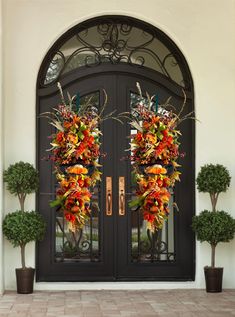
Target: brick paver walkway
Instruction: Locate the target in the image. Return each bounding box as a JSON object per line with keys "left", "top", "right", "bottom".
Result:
{"left": 0, "top": 290, "right": 235, "bottom": 317}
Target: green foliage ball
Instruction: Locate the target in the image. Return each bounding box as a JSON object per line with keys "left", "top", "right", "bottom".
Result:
{"left": 192, "top": 210, "right": 235, "bottom": 246}
{"left": 3, "top": 161, "right": 39, "bottom": 196}
{"left": 3, "top": 211, "right": 46, "bottom": 247}
{"left": 196, "top": 164, "right": 231, "bottom": 194}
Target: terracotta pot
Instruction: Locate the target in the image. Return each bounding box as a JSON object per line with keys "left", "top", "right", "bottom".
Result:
{"left": 204, "top": 266, "right": 223, "bottom": 293}
{"left": 15, "top": 268, "right": 35, "bottom": 294}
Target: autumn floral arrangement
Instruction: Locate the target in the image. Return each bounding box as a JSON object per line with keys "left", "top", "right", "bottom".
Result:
{"left": 128, "top": 83, "right": 193, "bottom": 232}
{"left": 44, "top": 83, "right": 117, "bottom": 231}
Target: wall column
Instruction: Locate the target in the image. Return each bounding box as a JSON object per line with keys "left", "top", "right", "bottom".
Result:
{"left": 0, "top": 0, "right": 4, "bottom": 295}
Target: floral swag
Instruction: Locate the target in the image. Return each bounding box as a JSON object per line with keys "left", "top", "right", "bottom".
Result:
{"left": 128, "top": 83, "right": 194, "bottom": 231}
{"left": 44, "top": 83, "right": 120, "bottom": 231}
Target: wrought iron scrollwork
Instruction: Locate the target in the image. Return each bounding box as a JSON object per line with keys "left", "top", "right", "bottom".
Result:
{"left": 131, "top": 201, "right": 175, "bottom": 263}
{"left": 55, "top": 219, "right": 100, "bottom": 262}
{"left": 43, "top": 20, "right": 185, "bottom": 87}
{"left": 132, "top": 227, "right": 175, "bottom": 262}
{"left": 147, "top": 229, "right": 167, "bottom": 261}
{"left": 55, "top": 196, "right": 100, "bottom": 262}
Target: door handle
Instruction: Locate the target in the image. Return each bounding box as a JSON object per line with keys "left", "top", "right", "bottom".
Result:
{"left": 106, "top": 176, "right": 112, "bottom": 216}
{"left": 119, "top": 176, "right": 125, "bottom": 216}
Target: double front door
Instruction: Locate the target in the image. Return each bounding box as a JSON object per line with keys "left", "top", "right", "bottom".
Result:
{"left": 37, "top": 65, "right": 195, "bottom": 281}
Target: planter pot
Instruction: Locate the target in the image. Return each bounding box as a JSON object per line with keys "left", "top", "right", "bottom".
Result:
{"left": 15, "top": 268, "right": 35, "bottom": 294}
{"left": 204, "top": 266, "right": 223, "bottom": 293}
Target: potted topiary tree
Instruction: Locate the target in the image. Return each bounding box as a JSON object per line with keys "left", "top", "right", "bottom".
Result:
{"left": 192, "top": 164, "right": 235, "bottom": 292}
{"left": 2, "top": 161, "right": 46, "bottom": 294}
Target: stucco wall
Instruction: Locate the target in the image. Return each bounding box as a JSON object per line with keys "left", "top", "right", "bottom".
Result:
{"left": 2, "top": 0, "right": 235, "bottom": 290}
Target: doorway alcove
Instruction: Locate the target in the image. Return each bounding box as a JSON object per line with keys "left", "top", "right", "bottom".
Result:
{"left": 36, "top": 16, "right": 195, "bottom": 281}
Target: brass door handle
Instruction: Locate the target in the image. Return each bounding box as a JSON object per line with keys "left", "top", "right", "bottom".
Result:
{"left": 107, "top": 191, "right": 111, "bottom": 211}
{"left": 119, "top": 176, "right": 125, "bottom": 216}
{"left": 106, "top": 177, "right": 112, "bottom": 216}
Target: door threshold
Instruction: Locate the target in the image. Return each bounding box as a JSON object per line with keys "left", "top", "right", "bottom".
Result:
{"left": 34, "top": 281, "right": 196, "bottom": 291}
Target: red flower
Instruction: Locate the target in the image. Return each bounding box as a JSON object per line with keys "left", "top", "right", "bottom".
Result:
{"left": 75, "top": 143, "right": 86, "bottom": 158}
{"left": 56, "top": 132, "right": 64, "bottom": 142}
{"left": 83, "top": 129, "right": 90, "bottom": 137}
{"left": 162, "top": 129, "right": 168, "bottom": 137}
{"left": 87, "top": 135, "right": 95, "bottom": 146}
{"left": 136, "top": 132, "right": 143, "bottom": 142}
{"left": 143, "top": 212, "right": 155, "bottom": 223}
{"left": 65, "top": 213, "right": 76, "bottom": 223}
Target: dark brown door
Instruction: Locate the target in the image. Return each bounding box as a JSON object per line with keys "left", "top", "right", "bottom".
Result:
{"left": 36, "top": 65, "right": 195, "bottom": 281}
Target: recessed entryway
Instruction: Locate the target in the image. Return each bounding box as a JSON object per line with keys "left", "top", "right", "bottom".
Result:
{"left": 36, "top": 16, "right": 195, "bottom": 282}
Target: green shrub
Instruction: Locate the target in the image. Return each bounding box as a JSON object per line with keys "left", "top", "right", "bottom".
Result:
{"left": 3, "top": 161, "right": 39, "bottom": 211}
{"left": 3, "top": 211, "right": 46, "bottom": 268}
{"left": 193, "top": 164, "right": 235, "bottom": 268}
{"left": 3, "top": 161, "right": 46, "bottom": 269}
{"left": 192, "top": 210, "right": 235, "bottom": 245}
{"left": 196, "top": 164, "right": 231, "bottom": 194}
{"left": 196, "top": 164, "right": 231, "bottom": 212}
{"left": 192, "top": 210, "right": 235, "bottom": 267}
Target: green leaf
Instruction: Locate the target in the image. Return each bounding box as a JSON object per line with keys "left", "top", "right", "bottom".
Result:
{"left": 49, "top": 199, "right": 62, "bottom": 207}
{"left": 77, "top": 130, "right": 85, "bottom": 140}
{"left": 129, "top": 191, "right": 149, "bottom": 208}
{"left": 157, "top": 132, "right": 163, "bottom": 140}
{"left": 129, "top": 197, "right": 142, "bottom": 208}
{"left": 80, "top": 123, "right": 87, "bottom": 131}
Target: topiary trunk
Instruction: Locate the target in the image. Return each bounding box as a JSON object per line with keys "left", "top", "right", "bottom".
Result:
{"left": 20, "top": 244, "right": 26, "bottom": 269}
{"left": 18, "top": 193, "right": 26, "bottom": 212}
{"left": 210, "top": 193, "right": 219, "bottom": 212}
{"left": 211, "top": 243, "right": 216, "bottom": 268}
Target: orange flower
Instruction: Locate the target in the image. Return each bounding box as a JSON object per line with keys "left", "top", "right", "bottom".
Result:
{"left": 145, "top": 165, "right": 167, "bottom": 175}
{"left": 63, "top": 121, "right": 72, "bottom": 129}
{"left": 150, "top": 206, "right": 158, "bottom": 212}
{"left": 67, "top": 133, "right": 78, "bottom": 144}
{"left": 143, "top": 121, "right": 150, "bottom": 129}
{"left": 72, "top": 115, "right": 80, "bottom": 125}
{"left": 145, "top": 133, "right": 156, "bottom": 143}
{"left": 66, "top": 164, "right": 88, "bottom": 175}
{"left": 71, "top": 206, "right": 80, "bottom": 213}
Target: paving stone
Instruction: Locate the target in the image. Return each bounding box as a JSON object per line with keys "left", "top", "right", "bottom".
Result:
{"left": 0, "top": 290, "right": 235, "bottom": 316}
